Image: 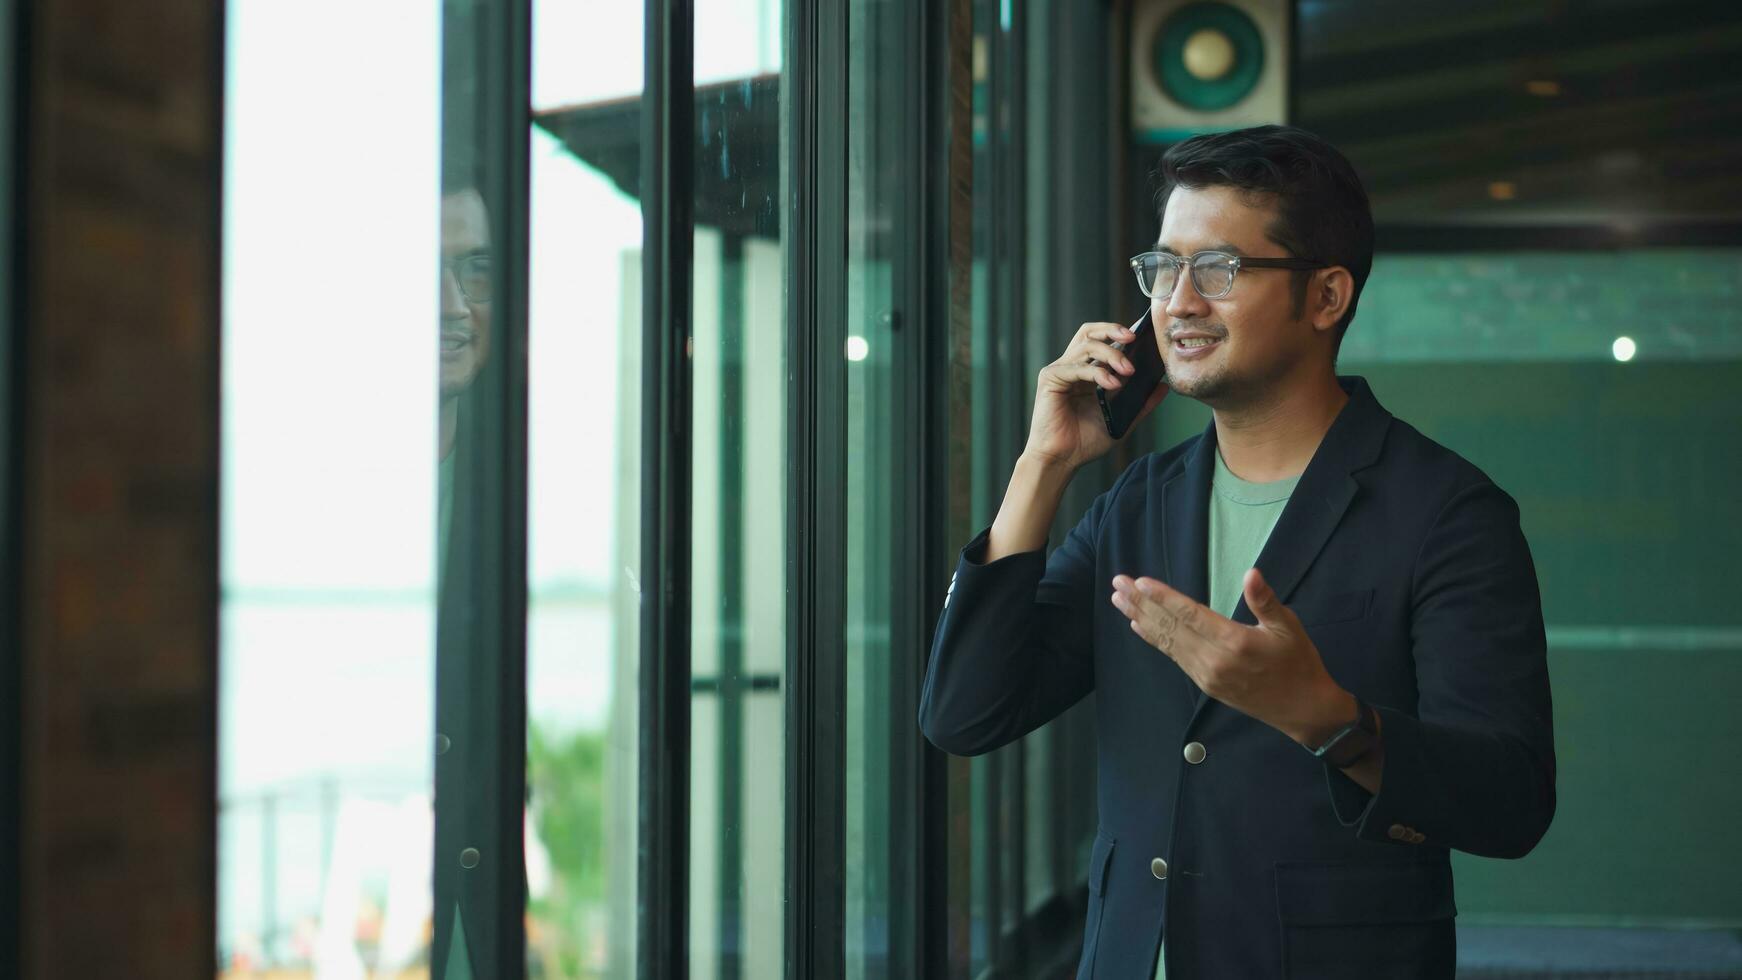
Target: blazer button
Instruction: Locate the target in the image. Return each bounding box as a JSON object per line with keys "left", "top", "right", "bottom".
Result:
{"left": 1388, "top": 823, "right": 1408, "bottom": 840}
{"left": 1151, "top": 857, "right": 1168, "bottom": 880}
{"left": 1182, "top": 741, "right": 1206, "bottom": 765}
{"left": 460, "top": 847, "right": 481, "bottom": 869}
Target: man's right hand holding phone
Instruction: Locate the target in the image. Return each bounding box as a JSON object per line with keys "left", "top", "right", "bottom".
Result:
{"left": 985, "top": 321, "right": 1168, "bottom": 562}
{"left": 1029, "top": 320, "right": 1169, "bottom": 470}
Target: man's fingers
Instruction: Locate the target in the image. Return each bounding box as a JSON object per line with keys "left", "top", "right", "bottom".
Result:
{"left": 1076, "top": 321, "right": 1137, "bottom": 346}
{"left": 1078, "top": 339, "right": 1136, "bottom": 375}
{"left": 1041, "top": 360, "right": 1117, "bottom": 393}
{"left": 1243, "top": 567, "right": 1298, "bottom": 633}
{"left": 1134, "top": 576, "right": 1236, "bottom": 645}
{"left": 1128, "top": 615, "right": 1169, "bottom": 653}
{"left": 1110, "top": 580, "right": 1168, "bottom": 647}
{"left": 1115, "top": 598, "right": 1195, "bottom": 662}
{"left": 1111, "top": 576, "right": 1219, "bottom": 662}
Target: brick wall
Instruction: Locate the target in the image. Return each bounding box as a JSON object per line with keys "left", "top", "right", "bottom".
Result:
{"left": 15, "top": 0, "right": 221, "bottom": 975}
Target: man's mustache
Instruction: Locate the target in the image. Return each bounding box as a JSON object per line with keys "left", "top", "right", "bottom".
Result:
{"left": 1166, "top": 321, "right": 1226, "bottom": 341}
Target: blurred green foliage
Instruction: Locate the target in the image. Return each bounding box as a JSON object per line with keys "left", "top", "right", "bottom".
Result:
{"left": 527, "top": 722, "right": 608, "bottom": 977}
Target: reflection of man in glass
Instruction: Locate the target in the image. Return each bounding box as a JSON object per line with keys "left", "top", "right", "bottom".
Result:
{"left": 439, "top": 187, "right": 493, "bottom": 461}
{"left": 432, "top": 178, "right": 504, "bottom": 980}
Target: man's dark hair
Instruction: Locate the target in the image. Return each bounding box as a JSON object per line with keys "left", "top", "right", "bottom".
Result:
{"left": 1155, "top": 124, "right": 1374, "bottom": 356}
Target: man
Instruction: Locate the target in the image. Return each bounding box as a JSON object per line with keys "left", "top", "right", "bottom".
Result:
{"left": 918, "top": 125, "right": 1555, "bottom": 979}
{"left": 438, "top": 185, "right": 495, "bottom": 463}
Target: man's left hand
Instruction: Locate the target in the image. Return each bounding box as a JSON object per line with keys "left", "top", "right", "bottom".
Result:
{"left": 1110, "top": 568, "right": 1355, "bottom": 747}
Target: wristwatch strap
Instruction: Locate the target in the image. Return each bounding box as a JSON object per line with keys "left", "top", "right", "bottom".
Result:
{"left": 1310, "top": 698, "right": 1379, "bottom": 769}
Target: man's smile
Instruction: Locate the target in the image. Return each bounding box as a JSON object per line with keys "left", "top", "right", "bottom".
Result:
{"left": 1169, "top": 330, "right": 1224, "bottom": 359}
{"left": 441, "top": 329, "right": 474, "bottom": 356}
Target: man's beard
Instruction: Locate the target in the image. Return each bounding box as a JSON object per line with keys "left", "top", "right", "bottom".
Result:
{"left": 1164, "top": 319, "right": 1240, "bottom": 405}
{"left": 1168, "top": 364, "right": 1236, "bottom": 404}
{"left": 1165, "top": 329, "right": 1289, "bottom": 410}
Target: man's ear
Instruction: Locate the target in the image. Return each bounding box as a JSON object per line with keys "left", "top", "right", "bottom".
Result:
{"left": 1310, "top": 267, "right": 1354, "bottom": 334}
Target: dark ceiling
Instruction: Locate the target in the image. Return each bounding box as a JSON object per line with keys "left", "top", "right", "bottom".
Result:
{"left": 1296, "top": 0, "right": 1742, "bottom": 226}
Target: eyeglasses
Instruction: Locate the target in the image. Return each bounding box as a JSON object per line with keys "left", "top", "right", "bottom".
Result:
{"left": 442, "top": 252, "right": 494, "bottom": 304}
{"left": 1129, "top": 250, "right": 1327, "bottom": 300}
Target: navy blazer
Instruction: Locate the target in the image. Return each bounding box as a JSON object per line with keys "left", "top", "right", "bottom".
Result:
{"left": 919, "top": 376, "right": 1555, "bottom": 979}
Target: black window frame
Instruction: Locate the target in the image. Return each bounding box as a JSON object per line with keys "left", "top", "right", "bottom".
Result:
{"left": 478, "top": 0, "right": 535, "bottom": 971}
{"left": 637, "top": 0, "right": 695, "bottom": 974}
{"left": 784, "top": 0, "right": 849, "bottom": 975}
{"left": 432, "top": 0, "right": 535, "bottom": 973}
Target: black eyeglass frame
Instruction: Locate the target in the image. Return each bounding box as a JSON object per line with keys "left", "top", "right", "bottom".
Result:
{"left": 441, "top": 251, "right": 496, "bottom": 304}
{"left": 1129, "top": 250, "right": 1328, "bottom": 300}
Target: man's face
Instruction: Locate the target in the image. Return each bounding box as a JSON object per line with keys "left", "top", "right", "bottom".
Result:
{"left": 440, "top": 189, "right": 493, "bottom": 398}
{"left": 1150, "top": 184, "right": 1318, "bottom": 408}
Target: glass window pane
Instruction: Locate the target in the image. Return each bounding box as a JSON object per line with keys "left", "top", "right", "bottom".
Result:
{"left": 219, "top": 1, "right": 444, "bottom": 974}
{"left": 954, "top": 0, "right": 1042, "bottom": 972}
{"left": 843, "top": 0, "right": 922, "bottom": 973}
{"left": 1297, "top": 5, "right": 1742, "bottom": 964}
{"left": 524, "top": 0, "right": 646, "bottom": 977}
{"left": 691, "top": 3, "right": 786, "bottom": 977}
{"left": 1338, "top": 251, "right": 1742, "bottom": 957}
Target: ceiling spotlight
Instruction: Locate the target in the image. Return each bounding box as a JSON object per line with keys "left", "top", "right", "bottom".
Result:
{"left": 1612, "top": 336, "right": 1636, "bottom": 362}
{"left": 846, "top": 335, "right": 870, "bottom": 362}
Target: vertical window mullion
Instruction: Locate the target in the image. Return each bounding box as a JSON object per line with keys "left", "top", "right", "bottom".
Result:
{"left": 486, "top": 0, "right": 534, "bottom": 974}
{"left": 888, "top": 0, "right": 957, "bottom": 968}
{"left": 640, "top": 0, "right": 695, "bottom": 977}
{"left": 996, "top": 0, "right": 1017, "bottom": 953}
{"left": 909, "top": 0, "right": 957, "bottom": 973}
{"left": 786, "top": 0, "right": 848, "bottom": 976}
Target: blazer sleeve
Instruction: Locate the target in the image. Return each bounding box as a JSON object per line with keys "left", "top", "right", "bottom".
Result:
{"left": 916, "top": 459, "right": 1142, "bottom": 757}
{"left": 1326, "top": 479, "right": 1557, "bottom": 859}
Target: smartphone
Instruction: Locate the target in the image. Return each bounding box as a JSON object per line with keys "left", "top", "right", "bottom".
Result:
{"left": 1095, "top": 310, "right": 1167, "bottom": 440}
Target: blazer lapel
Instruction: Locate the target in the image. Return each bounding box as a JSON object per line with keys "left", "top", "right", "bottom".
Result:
{"left": 1160, "top": 428, "right": 1216, "bottom": 607}
{"left": 1227, "top": 472, "right": 1357, "bottom": 626}
{"left": 1230, "top": 376, "right": 1390, "bottom": 624}
{"left": 1155, "top": 425, "right": 1215, "bottom": 712}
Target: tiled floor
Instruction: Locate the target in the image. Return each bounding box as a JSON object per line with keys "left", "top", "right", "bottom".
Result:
{"left": 1458, "top": 925, "right": 1742, "bottom": 979}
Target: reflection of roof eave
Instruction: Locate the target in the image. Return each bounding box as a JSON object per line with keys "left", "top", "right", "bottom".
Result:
{"left": 533, "top": 89, "right": 645, "bottom": 120}
{"left": 533, "top": 72, "right": 780, "bottom": 119}
{"left": 533, "top": 74, "right": 783, "bottom": 239}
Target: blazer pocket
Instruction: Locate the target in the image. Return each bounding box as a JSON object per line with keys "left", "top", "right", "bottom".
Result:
{"left": 1076, "top": 833, "right": 1116, "bottom": 980}
{"left": 1289, "top": 589, "right": 1373, "bottom": 628}
{"left": 1274, "top": 861, "right": 1456, "bottom": 980}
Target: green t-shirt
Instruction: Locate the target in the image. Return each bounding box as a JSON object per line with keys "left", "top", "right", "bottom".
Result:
{"left": 1207, "top": 448, "right": 1301, "bottom": 619}
{"left": 1154, "top": 449, "right": 1299, "bottom": 980}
